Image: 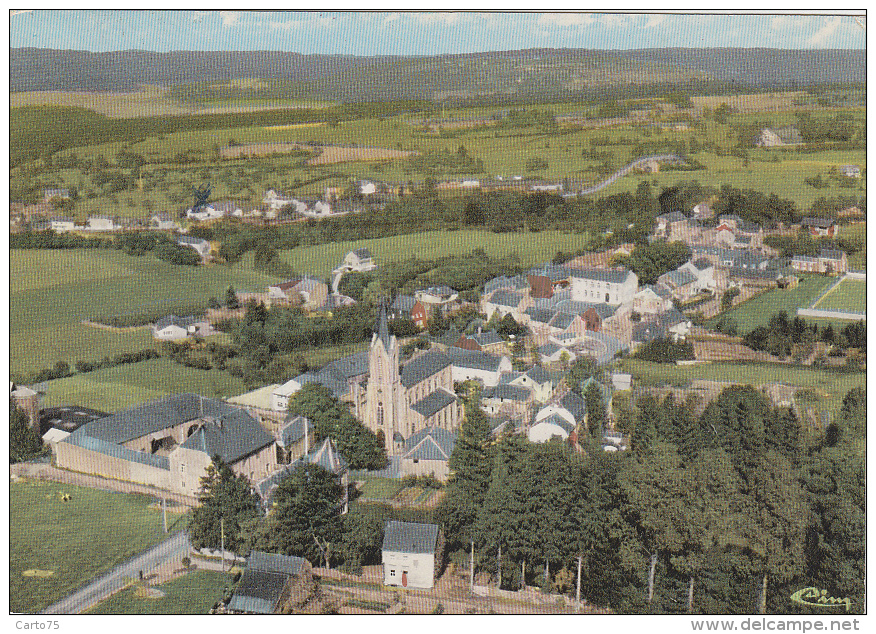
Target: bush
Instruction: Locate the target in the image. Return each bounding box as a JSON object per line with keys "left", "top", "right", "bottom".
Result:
{"left": 633, "top": 337, "right": 695, "bottom": 363}
{"left": 94, "top": 301, "right": 209, "bottom": 327}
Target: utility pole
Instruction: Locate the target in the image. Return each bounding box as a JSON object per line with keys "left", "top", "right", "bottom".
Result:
{"left": 221, "top": 517, "right": 225, "bottom": 573}
{"left": 497, "top": 546, "right": 502, "bottom": 590}
{"left": 576, "top": 555, "right": 582, "bottom": 613}
{"left": 162, "top": 497, "right": 167, "bottom": 533}
{"left": 470, "top": 541, "right": 474, "bottom": 592}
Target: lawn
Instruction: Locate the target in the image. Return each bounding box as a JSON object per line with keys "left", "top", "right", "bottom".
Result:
{"left": 279, "top": 229, "right": 591, "bottom": 280}
{"left": 38, "top": 358, "right": 249, "bottom": 413}
{"left": 10, "top": 249, "right": 283, "bottom": 374}
{"left": 840, "top": 222, "right": 866, "bottom": 270}
{"left": 706, "top": 275, "right": 837, "bottom": 333}
{"left": 10, "top": 479, "right": 184, "bottom": 614}
{"left": 814, "top": 278, "right": 867, "bottom": 313}
{"left": 86, "top": 570, "right": 231, "bottom": 614}
{"left": 617, "top": 358, "right": 865, "bottom": 418}
{"left": 359, "top": 477, "right": 405, "bottom": 501}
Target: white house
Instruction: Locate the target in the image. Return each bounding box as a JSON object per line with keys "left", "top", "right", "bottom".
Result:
{"left": 569, "top": 268, "right": 638, "bottom": 306}
{"left": 50, "top": 217, "right": 76, "bottom": 233}
{"left": 86, "top": 215, "right": 117, "bottom": 231}
{"left": 342, "top": 248, "right": 376, "bottom": 272}
{"left": 381, "top": 521, "right": 440, "bottom": 590}
{"left": 271, "top": 380, "right": 302, "bottom": 412}
{"left": 678, "top": 258, "right": 716, "bottom": 292}
{"left": 359, "top": 180, "right": 378, "bottom": 196}
{"left": 150, "top": 213, "right": 179, "bottom": 230}
{"left": 415, "top": 286, "right": 459, "bottom": 307}
{"left": 176, "top": 235, "right": 211, "bottom": 258}
{"left": 263, "top": 189, "right": 295, "bottom": 210}
{"left": 185, "top": 205, "right": 225, "bottom": 221}
{"left": 538, "top": 341, "right": 576, "bottom": 365}
{"left": 445, "top": 348, "right": 512, "bottom": 388}
{"left": 152, "top": 315, "right": 212, "bottom": 340}
{"left": 481, "top": 290, "right": 528, "bottom": 321}
{"left": 399, "top": 428, "right": 457, "bottom": 482}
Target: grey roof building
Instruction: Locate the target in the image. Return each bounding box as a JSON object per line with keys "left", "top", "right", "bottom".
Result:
{"left": 401, "top": 351, "right": 452, "bottom": 388}
{"left": 382, "top": 521, "right": 440, "bottom": 554}
{"left": 227, "top": 551, "right": 310, "bottom": 614}
{"left": 411, "top": 389, "right": 458, "bottom": 419}
{"left": 443, "top": 347, "right": 505, "bottom": 372}
{"left": 488, "top": 290, "right": 525, "bottom": 308}
{"left": 560, "top": 391, "right": 587, "bottom": 422}
{"left": 402, "top": 427, "right": 457, "bottom": 461}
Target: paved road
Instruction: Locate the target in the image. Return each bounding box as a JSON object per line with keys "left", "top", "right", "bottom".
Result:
{"left": 566, "top": 154, "right": 684, "bottom": 196}
{"left": 40, "top": 531, "right": 190, "bottom": 615}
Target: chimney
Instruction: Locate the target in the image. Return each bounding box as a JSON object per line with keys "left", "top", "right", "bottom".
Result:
{"left": 478, "top": 326, "right": 482, "bottom": 336}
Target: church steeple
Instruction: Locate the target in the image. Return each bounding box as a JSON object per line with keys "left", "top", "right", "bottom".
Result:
{"left": 374, "top": 302, "right": 393, "bottom": 350}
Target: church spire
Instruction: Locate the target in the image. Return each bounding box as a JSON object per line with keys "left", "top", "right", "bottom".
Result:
{"left": 374, "top": 301, "right": 392, "bottom": 350}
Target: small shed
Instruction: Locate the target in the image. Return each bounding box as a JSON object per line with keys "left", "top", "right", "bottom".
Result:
{"left": 381, "top": 521, "right": 442, "bottom": 589}
{"left": 226, "top": 551, "right": 311, "bottom": 614}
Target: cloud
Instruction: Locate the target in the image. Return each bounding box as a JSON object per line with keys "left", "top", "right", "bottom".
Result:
{"left": 537, "top": 13, "right": 596, "bottom": 28}
{"left": 268, "top": 19, "right": 302, "bottom": 32}
{"left": 219, "top": 11, "right": 239, "bottom": 27}
{"left": 807, "top": 16, "right": 841, "bottom": 47}
{"left": 770, "top": 16, "right": 789, "bottom": 30}
{"left": 416, "top": 13, "right": 463, "bottom": 26}
{"left": 644, "top": 14, "right": 665, "bottom": 29}
{"left": 600, "top": 14, "right": 630, "bottom": 28}
{"left": 383, "top": 12, "right": 400, "bottom": 25}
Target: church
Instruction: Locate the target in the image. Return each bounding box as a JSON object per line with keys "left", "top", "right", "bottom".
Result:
{"left": 364, "top": 305, "right": 462, "bottom": 454}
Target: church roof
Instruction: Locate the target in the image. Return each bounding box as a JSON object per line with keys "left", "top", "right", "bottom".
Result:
{"left": 401, "top": 351, "right": 452, "bottom": 388}
{"left": 374, "top": 303, "right": 393, "bottom": 350}
{"left": 410, "top": 389, "right": 457, "bottom": 419}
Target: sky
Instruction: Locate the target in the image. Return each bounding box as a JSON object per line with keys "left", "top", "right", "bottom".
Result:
{"left": 9, "top": 10, "right": 866, "bottom": 56}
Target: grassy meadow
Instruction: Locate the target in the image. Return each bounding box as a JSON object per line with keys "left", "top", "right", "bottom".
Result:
{"left": 706, "top": 275, "right": 838, "bottom": 333}
{"left": 278, "top": 229, "right": 591, "bottom": 279}
{"left": 10, "top": 479, "right": 184, "bottom": 614}
{"left": 38, "top": 358, "right": 248, "bottom": 413}
{"left": 617, "top": 358, "right": 865, "bottom": 418}
{"left": 814, "top": 278, "right": 867, "bottom": 313}
{"left": 10, "top": 249, "right": 282, "bottom": 374}
{"left": 86, "top": 570, "right": 231, "bottom": 614}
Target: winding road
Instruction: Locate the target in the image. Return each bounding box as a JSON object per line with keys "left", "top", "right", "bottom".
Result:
{"left": 566, "top": 154, "right": 685, "bottom": 197}
{"left": 40, "top": 531, "right": 191, "bottom": 615}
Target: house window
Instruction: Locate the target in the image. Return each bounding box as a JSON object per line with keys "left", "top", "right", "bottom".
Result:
{"left": 413, "top": 459, "right": 419, "bottom": 464}
{"left": 180, "top": 464, "right": 185, "bottom": 473}
{"left": 390, "top": 569, "right": 396, "bottom": 577}
{"left": 377, "top": 405, "right": 384, "bottom": 425}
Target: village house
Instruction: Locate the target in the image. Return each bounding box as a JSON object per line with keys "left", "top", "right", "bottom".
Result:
{"left": 569, "top": 267, "right": 638, "bottom": 306}
{"left": 482, "top": 289, "right": 529, "bottom": 320}
{"left": 691, "top": 201, "right": 714, "bottom": 220}
{"left": 152, "top": 315, "right": 213, "bottom": 340}
{"left": 267, "top": 276, "right": 328, "bottom": 310}
{"left": 840, "top": 165, "right": 862, "bottom": 179}
{"left": 538, "top": 341, "right": 576, "bottom": 365}
{"left": 86, "top": 215, "right": 117, "bottom": 231}
{"left": 756, "top": 126, "right": 803, "bottom": 147}
{"left": 399, "top": 427, "right": 457, "bottom": 482}
{"left": 381, "top": 521, "right": 442, "bottom": 590}
{"left": 453, "top": 329, "right": 505, "bottom": 353}
{"left": 54, "top": 394, "right": 277, "bottom": 498}
{"left": 531, "top": 391, "right": 587, "bottom": 441}
{"left": 150, "top": 212, "right": 179, "bottom": 230}
{"left": 528, "top": 412, "right": 576, "bottom": 443}
{"left": 342, "top": 248, "right": 376, "bottom": 272}
{"left": 50, "top": 216, "right": 76, "bottom": 232}
{"left": 226, "top": 552, "right": 312, "bottom": 614}
{"left": 263, "top": 189, "right": 295, "bottom": 210}
{"left": 276, "top": 414, "right": 314, "bottom": 463}
{"left": 480, "top": 382, "right": 533, "bottom": 418}
{"left": 790, "top": 249, "right": 848, "bottom": 275}
{"left": 527, "top": 264, "right": 573, "bottom": 299}
{"left": 801, "top": 217, "right": 837, "bottom": 238}
{"left": 633, "top": 285, "right": 673, "bottom": 316}
{"left": 176, "top": 235, "right": 211, "bottom": 258}
{"left": 43, "top": 188, "right": 71, "bottom": 203}
{"left": 415, "top": 286, "right": 459, "bottom": 312}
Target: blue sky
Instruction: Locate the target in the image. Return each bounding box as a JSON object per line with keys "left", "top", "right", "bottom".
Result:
{"left": 10, "top": 11, "right": 866, "bottom": 55}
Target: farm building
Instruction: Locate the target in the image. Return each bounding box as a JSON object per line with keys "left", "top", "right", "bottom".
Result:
{"left": 399, "top": 427, "right": 457, "bottom": 481}
{"left": 53, "top": 394, "right": 277, "bottom": 498}
{"left": 176, "top": 235, "right": 211, "bottom": 258}
{"left": 756, "top": 127, "right": 803, "bottom": 147}
{"left": 226, "top": 552, "right": 312, "bottom": 614}
{"left": 342, "top": 248, "right": 376, "bottom": 272}
{"left": 801, "top": 217, "right": 837, "bottom": 238}
{"left": 152, "top": 315, "right": 212, "bottom": 340}
{"left": 381, "top": 521, "right": 442, "bottom": 590}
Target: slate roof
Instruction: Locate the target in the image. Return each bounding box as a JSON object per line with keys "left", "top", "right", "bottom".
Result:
{"left": 410, "top": 389, "right": 457, "bottom": 419}
{"left": 176, "top": 235, "right": 209, "bottom": 247}
{"left": 535, "top": 413, "right": 575, "bottom": 434}
{"left": 401, "top": 351, "right": 452, "bottom": 388}
{"left": 382, "top": 521, "right": 439, "bottom": 554}
{"left": 154, "top": 314, "right": 195, "bottom": 330}
{"left": 227, "top": 569, "right": 288, "bottom": 614}
{"left": 324, "top": 351, "right": 369, "bottom": 379}
{"left": 278, "top": 415, "right": 312, "bottom": 448}
{"left": 525, "top": 307, "right": 557, "bottom": 324}
{"left": 525, "top": 365, "right": 553, "bottom": 384}
{"left": 659, "top": 269, "right": 697, "bottom": 288}
{"left": 692, "top": 258, "right": 712, "bottom": 270}
{"left": 374, "top": 304, "right": 393, "bottom": 350}
{"left": 487, "top": 290, "right": 524, "bottom": 308}
{"left": 549, "top": 312, "right": 575, "bottom": 330}
{"left": 306, "top": 437, "right": 349, "bottom": 472}
{"left": 352, "top": 247, "right": 372, "bottom": 259}
{"left": 819, "top": 249, "right": 846, "bottom": 261}
{"left": 63, "top": 434, "right": 170, "bottom": 470}
{"left": 248, "top": 551, "right": 308, "bottom": 576}
{"left": 560, "top": 391, "right": 587, "bottom": 422}
{"left": 539, "top": 342, "right": 562, "bottom": 357}
{"left": 553, "top": 299, "right": 597, "bottom": 316}
{"left": 287, "top": 369, "right": 349, "bottom": 399}
{"left": 391, "top": 294, "right": 417, "bottom": 313}
{"left": 660, "top": 308, "right": 690, "bottom": 329}
{"left": 633, "top": 322, "right": 667, "bottom": 343}
{"left": 737, "top": 220, "right": 761, "bottom": 234}
{"left": 421, "top": 285, "right": 456, "bottom": 297}
{"left": 470, "top": 331, "right": 503, "bottom": 346}
{"left": 801, "top": 217, "right": 835, "bottom": 228}
{"left": 527, "top": 264, "right": 572, "bottom": 281}
{"left": 403, "top": 427, "right": 457, "bottom": 461}
{"left": 41, "top": 406, "right": 109, "bottom": 433}
{"left": 443, "top": 347, "right": 505, "bottom": 372}
{"left": 484, "top": 383, "right": 531, "bottom": 402}
{"left": 658, "top": 211, "right": 687, "bottom": 223}
{"left": 484, "top": 275, "right": 528, "bottom": 294}
{"left": 568, "top": 267, "right": 633, "bottom": 284}
{"left": 180, "top": 410, "right": 276, "bottom": 464}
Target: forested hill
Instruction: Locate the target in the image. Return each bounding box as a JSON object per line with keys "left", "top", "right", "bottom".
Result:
{"left": 11, "top": 46, "right": 864, "bottom": 99}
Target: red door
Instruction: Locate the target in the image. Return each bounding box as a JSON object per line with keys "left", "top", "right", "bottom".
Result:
{"left": 402, "top": 571, "right": 408, "bottom": 587}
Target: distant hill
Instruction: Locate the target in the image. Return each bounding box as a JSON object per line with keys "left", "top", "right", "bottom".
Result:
{"left": 10, "top": 47, "right": 865, "bottom": 101}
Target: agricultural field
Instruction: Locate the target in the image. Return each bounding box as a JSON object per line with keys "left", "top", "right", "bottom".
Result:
{"left": 38, "top": 358, "right": 248, "bottom": 413}
{"left": 705, "top": 275, "right": 838, "bottom": 333}
{"left": 10, "top": 249, "right": 282, "bottom": 374}
{"left": 10, "top": 479, "right": 182, "bottom": 613}
{"left": 840, "top": 222, "right": 867, "bottom": 270}
{"left": 617, "top": 358, "right": 866, "bottom": 418}
{"left": 813, "top": 278, "right": 867, "bottom": 313}
{"left": 86, "top": 570, "right": 231, "bottom": 614}
{"left": 278, "top": 229, "right": 591, "bottom": 280}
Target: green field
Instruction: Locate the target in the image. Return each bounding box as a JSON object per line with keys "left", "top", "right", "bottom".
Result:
{"left": 706, "top": 275, "right": 837, "bottom": 333}
{"left": 38, "top": 358, "right": 248, "bottom": 413}
{"left": 10, "top": 249, "right": 283, "bottom": 374}
{"left": 840, "top": 222, "right": 866, "bottom": 270}
{"left": 86, "top": 570, "right": 230, "bottom": 614}
{"left": 617, "top": 358, "right": 865, "bottom": 417}
{"left": 359, "top": 477, "right": 406, "bottom": 500}
{"left": 279, "top": 229, "right": 591, "bottom": 279}
{"left": 814, "top": 278, "right": 867, "bottom": 313}
{"left": 10, "top": 479, "right": 184, "bottom": 614}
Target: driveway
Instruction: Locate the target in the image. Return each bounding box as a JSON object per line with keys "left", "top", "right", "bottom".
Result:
{"left": 40, "top": 531, "right": 190, "bottom": 615}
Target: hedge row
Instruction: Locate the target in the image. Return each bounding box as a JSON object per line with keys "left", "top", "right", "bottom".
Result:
{"left": 94, "top": 300, "right": 210, "bottom": 328}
